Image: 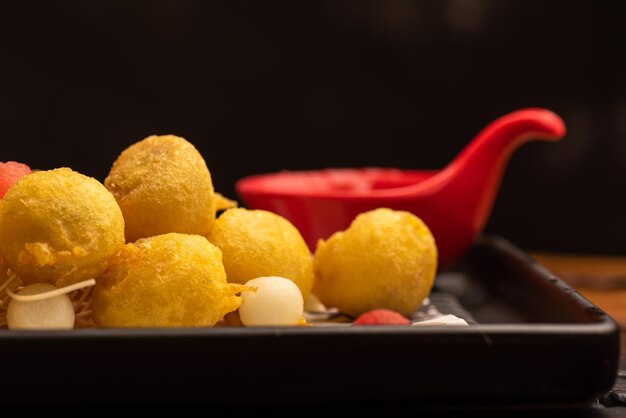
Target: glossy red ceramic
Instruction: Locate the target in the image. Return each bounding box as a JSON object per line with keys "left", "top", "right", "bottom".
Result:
{"left": 236, "top": 108, "right": 566, "bottom": 268}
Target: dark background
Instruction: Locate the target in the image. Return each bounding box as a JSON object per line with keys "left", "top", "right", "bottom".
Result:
{"left": 1, "top": 0, "right": 625, "bottom": 255}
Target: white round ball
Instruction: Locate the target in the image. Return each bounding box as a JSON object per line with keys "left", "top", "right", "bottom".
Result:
{"left": 7, "top": 283, "right": 75, "bottom": 330}
{"left": 239, "top": 276, "right": 304, "bottom": 326}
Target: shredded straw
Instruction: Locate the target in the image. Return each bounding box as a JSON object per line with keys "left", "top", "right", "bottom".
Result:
{"left": 5, "top": 278, "right": 96, "bottom": 302}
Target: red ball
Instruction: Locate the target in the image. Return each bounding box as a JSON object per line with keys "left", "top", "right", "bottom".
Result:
{"left": 353, "top": 309, "right": 411, "bottom": 325}
{"left": 0, "top": 161, "right": 32, "bottom": 198}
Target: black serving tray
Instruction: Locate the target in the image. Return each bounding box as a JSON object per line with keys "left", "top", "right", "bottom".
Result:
{"left": 0, "top": 236, "right": 619, "bottom": 408}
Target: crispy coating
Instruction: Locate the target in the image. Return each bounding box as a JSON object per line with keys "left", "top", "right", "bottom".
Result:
{"left": 92, "top": 233, "right": 244, "bottom": 328}
{"left": 313, "top": 208, "right": 438, "bottom": 317}
{"left": 0, "top": 168, "right": 125, "bottom": 287}
{"left": 207, "top": 208, "right": 314, "bottom": 301}
{"left": 105, "top": 135, "right": 216, "bottom": 242}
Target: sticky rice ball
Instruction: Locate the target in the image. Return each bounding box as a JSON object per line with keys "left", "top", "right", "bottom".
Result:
{"left": 0, "top": 168, "right": 125, "bottom": 287}
{"left": 207, "top": 208, "right": 314, "bottom": 300}
{"left": 239, "top": 276, "right": 304, "bottom": 326}
{"left": 7, "top": 283, "right": 75, "bottom": 330}
{"left": 92, "top": 233, "right": 245, "bottom": 328}
{"left": 105, "top": 135, "right": 217, "bottom": 242}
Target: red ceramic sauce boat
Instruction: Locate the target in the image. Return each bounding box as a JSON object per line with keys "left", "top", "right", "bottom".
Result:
{"left": 236, "top": 108, "right": 566, "bottom": 268}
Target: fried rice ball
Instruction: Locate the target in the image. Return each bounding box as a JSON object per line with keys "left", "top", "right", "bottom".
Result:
{"left": 0, "top": 168, "right": 125, "bottom": 287}
{"left": 105, "top": 135, "right": 223, "bottom": 242}
{"left": 92, "top": 233, "right": 245, "bottom": 328}
{"left": 207, "top": 208, "right": 314, "bottom": 301}
{"left": 313, "top": 208, "right": 437, "bottom": 317}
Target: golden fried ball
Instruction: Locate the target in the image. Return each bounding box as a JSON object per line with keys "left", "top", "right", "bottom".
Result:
{"left": 105, "top": 135, "right": 217, "bottom": 242}
{"left": 313, "top": 208, "right": 438, "bottom": 317}
{"left": 0, "top": 168, "right": 125, "bottom": 287}
{"left": 207, "top": 208, "right": 314, "bottom": 300}
{"left": 92, "top": 233, "right": 244, "bottom": 328}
